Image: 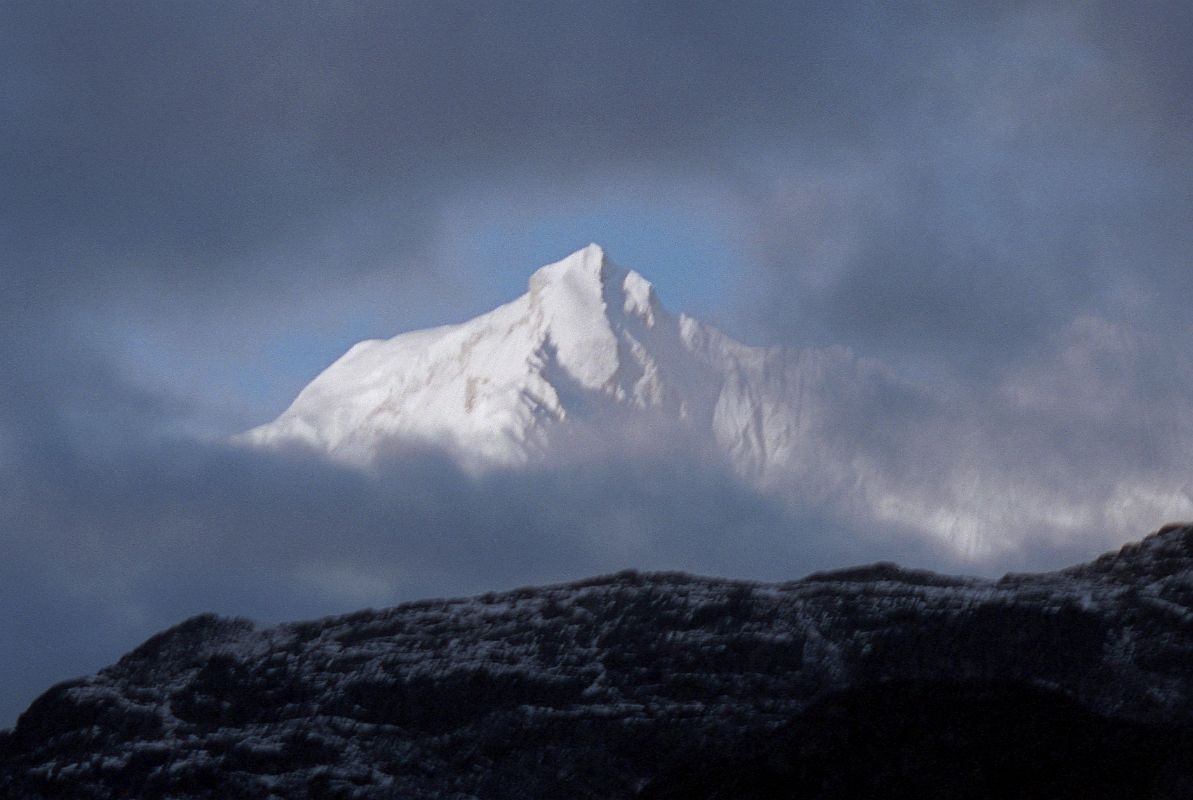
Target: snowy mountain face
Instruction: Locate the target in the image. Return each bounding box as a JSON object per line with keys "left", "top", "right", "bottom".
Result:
{"left": 4, "top": 524, "right": 1193, "bottom": 798}
{"left": 241, "top": 244, "right": 874, "bottom": 483}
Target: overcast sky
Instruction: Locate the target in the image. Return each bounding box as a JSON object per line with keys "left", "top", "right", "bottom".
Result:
{"left": 2, "top": 1, "right": 1192, "bottom": 726}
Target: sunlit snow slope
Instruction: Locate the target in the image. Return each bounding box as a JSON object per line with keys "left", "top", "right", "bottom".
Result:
{"left": 241, "top": 244, "right": 879, "bottom": 481}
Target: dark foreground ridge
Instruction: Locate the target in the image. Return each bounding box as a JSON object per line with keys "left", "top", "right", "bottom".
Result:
{"left": 3, "top": 525, "right": 1193, "bottom": 798}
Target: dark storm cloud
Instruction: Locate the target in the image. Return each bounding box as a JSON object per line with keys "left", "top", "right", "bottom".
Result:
{"left": 3, "top": 1, "right": 1189, "bottom": 324}
{"left": 1, "top": 1, "right": 801, "bottom": 295}
{"left": 9, "top": 1, "right": 1187, "bottom": 368}
{"left": 1, "top": 1, "right": 1021, "bottom": 302}
{"left": 734, "top": 2, "right": 1193, "bottom": 372}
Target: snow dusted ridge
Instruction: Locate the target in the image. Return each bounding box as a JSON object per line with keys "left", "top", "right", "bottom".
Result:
{"left": 4, "top": 524, "right": 1193, "bottom": 797}
{"left": 240, "top": 243, "right": 874, "bottom": 481}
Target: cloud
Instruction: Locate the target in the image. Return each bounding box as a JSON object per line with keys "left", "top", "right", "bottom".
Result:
{"left": 6, "top": 2, "right": 1190, "bottom": 397}
{"left": 731, "top": 4, "right": 1193, "bottom": 373}
{"left": 0, "top": 385, "right": 951, "bottom": 727}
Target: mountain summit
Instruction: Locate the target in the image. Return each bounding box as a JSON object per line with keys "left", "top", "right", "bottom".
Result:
{"left": 241, "top": 244, "right": 878, "bottom": 477}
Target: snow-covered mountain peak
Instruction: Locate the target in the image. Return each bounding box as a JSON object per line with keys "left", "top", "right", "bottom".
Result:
{"left": 240, "top": 244, "right": 711, "bottom": 468}
{"left": 522, "top": 244, "right": 670, "bottom": 394}
{"left": 528, "top": 243, "right": 661, "bottom": 330}
{"left": 239, "top": 245, "right": 859, "bottom": 488}
{"left": 528, "top": 242, "right": 610, "bottom": 291}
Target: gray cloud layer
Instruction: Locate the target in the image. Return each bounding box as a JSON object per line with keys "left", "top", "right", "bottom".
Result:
{"left": 3, "top": 2, "right": 1192, "bottom": 726}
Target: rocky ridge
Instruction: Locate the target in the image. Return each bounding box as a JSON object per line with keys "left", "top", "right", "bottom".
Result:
{"left": 2, "top": 524, "right": 1193, "bottom": 798}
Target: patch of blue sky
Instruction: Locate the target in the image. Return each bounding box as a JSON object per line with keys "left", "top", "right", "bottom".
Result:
{"left": 438, "top": 182, "right": 743, "bottom": 331}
